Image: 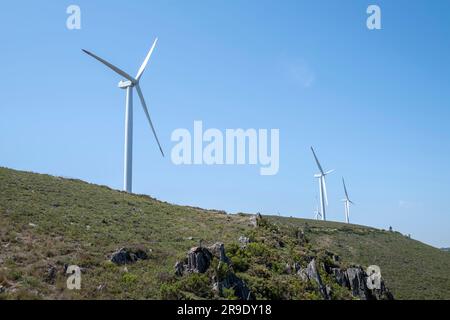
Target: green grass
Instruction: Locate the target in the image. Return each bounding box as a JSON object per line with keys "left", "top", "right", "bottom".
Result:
{"left": 1, "top": 167, "right": 449, "bottom": 299}
{"left": 266, "top": 216, "right": 450, "bottom": 299}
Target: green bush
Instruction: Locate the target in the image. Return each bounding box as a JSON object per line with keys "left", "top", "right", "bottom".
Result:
{"left": 230, "top": 256, "right": 249, "bottom": 272}
{"left": 222, "top": 287, "right": 238, "bottom": 300}
{"left": 122, "top": 273, "right": 138, "bottom": 284}
{"left": 159, "top": 273, "right": 213, "bottom": 300}
{"left": 160, "top": 283, "right": 185, "bottom": 300}
{"left": 184, "top": 273, "right": 213, "bottom": 299}
{"left": 247, "top": 242, "right": 270, "bottom": 258}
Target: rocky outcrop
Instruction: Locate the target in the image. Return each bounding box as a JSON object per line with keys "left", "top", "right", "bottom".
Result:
{"left": 346, "top": 267, "right": 372, "bottom": 299}
{"left": 297, "top": 259, "right": 330, "bottom": 299}
{"left": 186, "top": 246, "right": 213, "bottom": 273}
{"left": 174, "top": 261, "right": 185, "bottom": 277}
{"left": 175, "top": 242, "right": 252, "bottom": 300}
{"left": 213, "top": 272, "right": 252, "bottom": 300}
{"left": 173, "top": 238, "right": 393, "bottom": 300}
{"left": 331, "top": 267, "right": 349, "bottom": 288}
{"left": 297, "top": 259, "right": 393, "bottom": 300}
{"left": 209, "top": 242, "right": 231, "bottom": 264}
{"left": 176, "top": 242, "right": 231, "bottom": 274}
{"left": 337, "top": 266, "right": 393, "bottom": 300}
{"left": 110, "top": 247, "right": 149, "bottom": 265}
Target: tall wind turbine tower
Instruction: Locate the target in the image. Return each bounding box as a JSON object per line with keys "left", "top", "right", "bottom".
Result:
{"left": 82, "top": 38, "right": 164, "bottom": 193}
{"left": 342, "top": 177, "right": 354, "bottom": 224}
{"left": 311, "top": 147, "right": 334, "bottom": 221}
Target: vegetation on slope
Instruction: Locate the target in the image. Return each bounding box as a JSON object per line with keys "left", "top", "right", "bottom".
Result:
{"left": 160, "top": 215, "right": 361, "bottom": 300}
{"left": 267, "top": 216, "right": 450, "bottom": 299}
{"left": 1, "top": 167, "right": 449, "bottom": 299}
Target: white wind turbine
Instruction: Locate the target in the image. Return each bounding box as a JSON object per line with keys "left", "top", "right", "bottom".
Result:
{"left": 313, "top": 195, "right": 322, "bottom": 220}
{"left": 314, "top": 205, "right": 322, "bottom": 220}
{"left": 311, "top": 147, "right": 334, "bottom": 221}
{"left": 342, "top": 177, "right": 354, "bottom": 224}
{"left": 82, "top": 38, "right": 164, "bottom": 193}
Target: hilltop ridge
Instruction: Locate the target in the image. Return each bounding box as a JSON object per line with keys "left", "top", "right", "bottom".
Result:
{"left": 1, "top": 167, "right": 450, "bottom": 299}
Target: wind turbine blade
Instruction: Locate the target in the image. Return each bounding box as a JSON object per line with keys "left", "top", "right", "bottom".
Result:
{"left": 135, "top": 84, "right": 164, "bottom": 157}
{"left": 311, "top": 147, "right": 324, "bottom": 174}
{"left": 82, "top": 49, "right": 135, "bottom": 82}
{"left": 136, "top": 38, "right": 158, "bottom": 81}
{"left": 322, "top": 176, "right": 329, "bottom": 206}
{"left": 325, "top": 169, "right": 335, "bottom": 175}
{"left": 342, "top": 177, "right": 349, "bottom": 199}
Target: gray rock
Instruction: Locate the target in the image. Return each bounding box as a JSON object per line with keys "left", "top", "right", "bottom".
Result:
{"left": 186, "top": 246, "right": 212, "bottom": 273}
{"left": 256, "top": 212, "right": 263, "bottom": 226}
{"left": 298, "top": 268, "right": 309, "bottom": 282}
{"left": 284, "top": 263, "right": 293, "bottom": 274}
{"left": 96, "top": 284, "right": 106, "bottom": 291}
{"left": 174, "top": 246, "right": 215, "bottom": 275}
{"left": 325, "top": 285, "right": 332, "bottom": 298}
{"left": 331, "top": 267, "right": 349, "bottom": 288}
{"left": 177, "top": 243, "right": 253, "bottom": 300}
{"left": 346, "top": 267, "right": 371, "bottom": 299}
{"left": 208, "top": 242, "right": 230, "bottom": 264}
{"left": 174, "top": 261, "right": 185, "bottom": 276}
{"left": 249, "top": 215, "right": 257, "bottom": 228}
{"left": 219, "top": 272, "right": 252, "bottom": 300}
{"left": 238, "top": 236, "right": 250, "bottom": 248}
{"left": 44, "top": 265, "right": 58, "bottom": 284}
{"left": 213, "top": 271, "right": 252, "bottom": 300}
{"left": 372, "top": 279, "right": 394, "bottom": 300}
{"left": 110, "top": 247, "right": 149, "bottom": 265}
{"left": 295, "top": 229, "right": 306, "bottom": 243}
{"left": 111, "top": 248, "right": 134, "bottom": 265}
{"left": 305, "top": 259, "right": 321, "bottom": 285}
{"left": 329, "top": 265, "right": 393, "bottom": 300}
{"left": 297, "top": 259, "right": 329, "bottom": 299}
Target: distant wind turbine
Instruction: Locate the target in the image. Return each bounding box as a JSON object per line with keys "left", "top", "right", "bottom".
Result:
{"left": 313, "top": 195, "right": 322, "bottom": 220}
{"left": 82, "top": 38, "right": 164, "bottom": 193}
{"left": 311, "top": 147, "right": 334, "bottom": 221}
{"left": 342, "top": 177, "right": 354, "bottom": 224}
{"left": 314, "top": 205, "right": 322, "bottom": 220}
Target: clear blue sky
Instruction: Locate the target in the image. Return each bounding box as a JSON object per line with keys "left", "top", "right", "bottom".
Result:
{"left": 1, "top": 1, "right": 449, "bottom": 248}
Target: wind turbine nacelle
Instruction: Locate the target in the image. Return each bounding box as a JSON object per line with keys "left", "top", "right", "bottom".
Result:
{"left": 314, "top": 173, "right": 322, "bottom": 178}
{"left": 118, "top": 80, "right": 134, "bottom": 89}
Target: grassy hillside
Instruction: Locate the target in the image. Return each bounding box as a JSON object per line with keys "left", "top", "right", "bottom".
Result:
{"left": 1, "top": 167, "right": 449, "bottom": 299}
{"left": 267, "top": 216, "right": 450, "bottom": 299}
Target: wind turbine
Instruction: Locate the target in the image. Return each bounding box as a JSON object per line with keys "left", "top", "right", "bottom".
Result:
{"left": 311, "top": 147, "right": 334, "bottom": 221}
{"left": 342, "top": 177, "right": 354, "bottom": 224}
{"left": 82, "top": 38, "right": 164, "bottom": 193}
{"left": 314, "top": 205, "right": 322, "bottom": 220}
{"left": 313, "top": 195, "right": 322, "bottom": 220}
